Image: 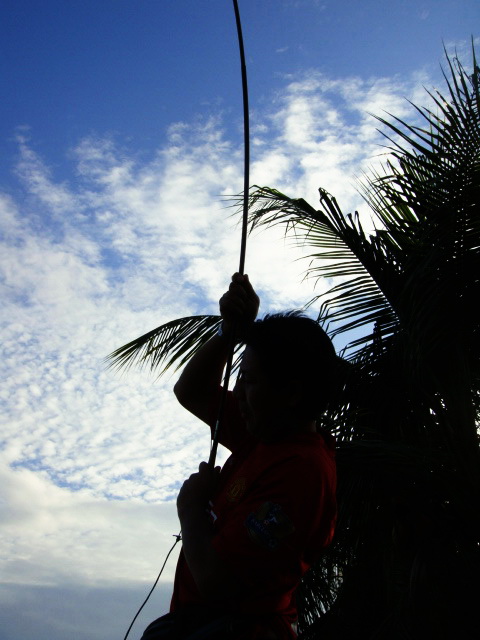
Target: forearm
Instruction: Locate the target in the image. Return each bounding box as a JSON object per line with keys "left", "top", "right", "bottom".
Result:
{"left": 173, "top": 333, "right": 230, "bottom": 412}
{"left": 179, "top": 509, "right": 240, "bottom": 602}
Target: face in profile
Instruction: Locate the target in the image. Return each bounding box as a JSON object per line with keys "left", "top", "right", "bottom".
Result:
{"left": 233, "top": 346, "right": 304, "bottom": 441}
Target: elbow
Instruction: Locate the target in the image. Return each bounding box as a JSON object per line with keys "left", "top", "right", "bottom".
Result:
{"left": 173, "top": 380, "right": 188, "bottom": 407}
{"left": 174, "top": 378, "right": 201, "bottom": 412}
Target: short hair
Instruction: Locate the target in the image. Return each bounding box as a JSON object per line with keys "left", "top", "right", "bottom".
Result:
{"left": 243, "top": 311, "right": 338, "bottom": 418}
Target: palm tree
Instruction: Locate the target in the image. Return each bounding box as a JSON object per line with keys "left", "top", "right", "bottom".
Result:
{"left": 109, "top": 46, "right": 480, "bottom": 638}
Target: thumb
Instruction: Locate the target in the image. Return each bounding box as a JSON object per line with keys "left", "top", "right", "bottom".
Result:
{"left": 241, "top": 274, "right": 257, "bottom": 297}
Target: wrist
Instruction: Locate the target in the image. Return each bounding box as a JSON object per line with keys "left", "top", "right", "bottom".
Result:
{"left": 179, "top": 511, "right": 212, "bottom": 542}
{"left": 218, "top": 320, "right": 253, "bottom": 343}
{"left": 217, "top": 321, "right": 235, "bottom": 341}
{"left": 178, "top": 504, "right": 207, "bottom": 525}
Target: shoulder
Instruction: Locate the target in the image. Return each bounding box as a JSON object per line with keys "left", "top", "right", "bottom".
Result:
{"left": 263, "top": 432, "right": 335, "bottom": 466}
{"left": 254, "top": 432, "right": 336, "bottom": 487}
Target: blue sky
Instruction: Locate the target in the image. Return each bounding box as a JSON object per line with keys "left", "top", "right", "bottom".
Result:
{"left": 0, "top": 1, "right": 478, "bottom": 639}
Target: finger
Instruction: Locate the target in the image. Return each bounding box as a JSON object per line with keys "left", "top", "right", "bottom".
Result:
{"left": 220, "top": 288, "right": 247, "bottom": 308}
{"left": 231, "top": 277, "right": 258, "bottom": 307}
{"left": 228, "top": 282, "right": 248, "bottom": 299}
{"left": 223, "top": 298, "right": 246, "bottom": 313}
{"left": 220, "top": 295, "right": 247, "bottom": 315}
{"left": 241, "top": 274, "right": 258, "bottom": 298}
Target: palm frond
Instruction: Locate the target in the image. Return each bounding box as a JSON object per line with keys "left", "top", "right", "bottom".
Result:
{"left": 107, "top": 315, "right": 222, "bottom": 376}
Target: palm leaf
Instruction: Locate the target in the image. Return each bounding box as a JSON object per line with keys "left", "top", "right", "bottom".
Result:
{"left": 107, "top": 315, "right": 222, "bottom": 376}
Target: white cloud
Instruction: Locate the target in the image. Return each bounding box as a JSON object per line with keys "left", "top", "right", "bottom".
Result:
{"left": 15, "top": 135, "right": 80, "bottom": 216}
{"left": 0, "top": 464, "right": 181, "bottom": 585}
{"left": 0, "top": 463, "right": 179, "bottom": 639}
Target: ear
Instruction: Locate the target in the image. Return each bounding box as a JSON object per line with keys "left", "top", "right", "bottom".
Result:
{"left": 285, "top": 379, "right": 303, "bottom": 408}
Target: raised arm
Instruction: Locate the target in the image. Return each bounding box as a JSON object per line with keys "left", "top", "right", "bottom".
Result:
{"left": 173, "top": 273, "right": 259, "bottom": 424}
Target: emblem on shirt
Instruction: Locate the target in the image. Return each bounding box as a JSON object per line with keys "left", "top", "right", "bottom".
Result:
{"left": 226, "top": 477, "right": 247, "bottom": 502}
{"left": 246, "top": 501, "right": 295, "bottom": 550}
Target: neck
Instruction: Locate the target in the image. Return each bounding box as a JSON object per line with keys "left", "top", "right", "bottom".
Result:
{"left": 258, "top": 417, "right": 317, "bottom": 443}
{"left": 303, "top": 419, "right": 317, "bottom": 433}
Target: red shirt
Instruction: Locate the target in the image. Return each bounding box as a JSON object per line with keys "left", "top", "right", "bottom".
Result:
{"left": 171, "top": 390, "right": 336, "bottom": 636}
